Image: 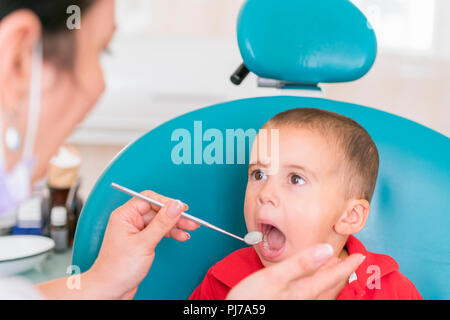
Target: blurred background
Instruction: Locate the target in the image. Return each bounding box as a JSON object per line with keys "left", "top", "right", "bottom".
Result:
{"left": 67, "top": 0, "right": 450, "bottom": 201}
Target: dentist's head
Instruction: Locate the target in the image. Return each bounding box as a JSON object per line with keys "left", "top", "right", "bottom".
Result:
{"left": 0, "top": 0, "right": 115, "bottom": 211}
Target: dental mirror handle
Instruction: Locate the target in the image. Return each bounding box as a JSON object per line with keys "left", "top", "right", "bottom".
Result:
{"left": 110, "top": 183, "right": 246, "bottom": 243}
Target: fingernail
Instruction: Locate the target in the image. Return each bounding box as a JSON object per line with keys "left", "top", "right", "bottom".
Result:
{"left": 185, "top": 233, "right": 191, "bottom": 240}
{"left": 359, "top": 255, "right": 366, "bottom": 265}
{"left": 313, "top": 244, "right": 334, "bottom": 262}
{"left": 167, "top": 200, "right": 183, "bottom": 218}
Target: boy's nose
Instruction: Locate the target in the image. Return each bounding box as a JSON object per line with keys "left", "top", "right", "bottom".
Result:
{"left": 257, "top": 180, "right": 280, "bottom": 208}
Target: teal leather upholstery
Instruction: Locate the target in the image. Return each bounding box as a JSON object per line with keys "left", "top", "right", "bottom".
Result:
{"left": 237, "top": 0, "right": 377, "bottom": 84}
{"left": 72, "top": 96, "right": 450, "bottom": 299}
{"left": 72, "top": 0, "right": 448, "bottom": 300}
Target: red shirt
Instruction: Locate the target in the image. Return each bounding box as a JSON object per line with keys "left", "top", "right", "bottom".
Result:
{"left": 189, "top": 235, "right": 423, "bottom": 300}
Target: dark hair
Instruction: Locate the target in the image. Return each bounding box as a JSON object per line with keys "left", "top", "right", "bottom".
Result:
{"left": 267, "top": 108, "right": 380, "bottom": 202}
{"left": 0, "top": 0, "right": 96, "bottom": 68}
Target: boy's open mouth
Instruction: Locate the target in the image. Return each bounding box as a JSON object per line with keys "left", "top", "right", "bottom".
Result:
{"left": 258, "top": 221, "right": 286, "bottom": 260}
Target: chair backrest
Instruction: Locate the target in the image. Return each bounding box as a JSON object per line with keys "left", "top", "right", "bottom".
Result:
{"left": 236, "top": 0, "right": 377, "bottom": 84}
{"left": 73, "top": 96, "right": 450, "bottom": 299}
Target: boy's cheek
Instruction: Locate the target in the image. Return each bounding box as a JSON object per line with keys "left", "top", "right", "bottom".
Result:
{"left": 285, "top": 220, "right": 326, "bottom": 249}
{"left": 243, "top": 192, "right": 257, "bottom": 225}
{"left": 243, "top": 203, "right": 255, "bottom": 230}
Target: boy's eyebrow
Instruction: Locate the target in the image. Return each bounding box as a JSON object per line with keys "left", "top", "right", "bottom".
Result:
{"left": 248, "top": 163, "right": 317, "bottom": 180}
{"left": 285, "top": 164, "right": 317, "bottom": 180}
{"left": 248, "top": 162, "right": 272, "bottom": 172}
{"left": 248, "top": 163, "right": 262, "bottom": 170}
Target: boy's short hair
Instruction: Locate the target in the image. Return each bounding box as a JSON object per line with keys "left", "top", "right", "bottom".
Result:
{"left": 267, "top": 108, "right": 379, "bottom": 202}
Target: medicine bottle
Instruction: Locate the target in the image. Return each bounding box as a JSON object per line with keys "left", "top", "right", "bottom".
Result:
{"left": 50, "top": 206, "right": 68, "bottom": 252}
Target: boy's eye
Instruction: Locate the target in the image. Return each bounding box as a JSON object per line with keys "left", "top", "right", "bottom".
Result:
{"left": 289, "top": 174, "right": 306, "bottom": 185}
{"left": 251, "top": 169, "right": 267, "bottom": 181}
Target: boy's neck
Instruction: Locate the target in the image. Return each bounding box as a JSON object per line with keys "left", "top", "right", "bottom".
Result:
{"left": 335, "top": 234, "right": 350, "bottom": 260}
{"left": 338, "top": 245, "right": 349, "bottom": 260}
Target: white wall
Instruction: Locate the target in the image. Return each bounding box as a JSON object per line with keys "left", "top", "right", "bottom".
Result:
{"left": 67, "top": 0, "right": 450, "bottom": 147}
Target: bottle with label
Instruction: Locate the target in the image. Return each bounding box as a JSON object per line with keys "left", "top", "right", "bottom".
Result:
{"left": 45, "top": 145, "right": 83, "bottom": 244}
{"left": 50, "top": 206, "right": 68, "bottom": 253}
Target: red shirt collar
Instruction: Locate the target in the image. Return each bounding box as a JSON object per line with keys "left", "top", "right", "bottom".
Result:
{"left": 346, "top": 235, "right": 399, "bottom": 281}
{"left": 210, "top": 235, "right": 399, "bottom": 299}
{"left": 339, "top": 235, "right": 399, "bottom": 299}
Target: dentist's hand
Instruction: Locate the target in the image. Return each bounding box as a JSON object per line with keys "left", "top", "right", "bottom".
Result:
{"left": 88, "top": 190, "right": 200, "bottom": 300}
{"left": 227, "top": 244, "right": 365, "bottom": 300}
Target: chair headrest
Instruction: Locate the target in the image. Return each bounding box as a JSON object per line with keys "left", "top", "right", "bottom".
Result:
{"left": 236, "top": 0, "right": 377, "bottom": 84}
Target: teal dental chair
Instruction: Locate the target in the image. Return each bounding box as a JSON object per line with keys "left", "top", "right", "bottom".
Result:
{"left": 73, "top": 0, "right": 450, "bottom": 299}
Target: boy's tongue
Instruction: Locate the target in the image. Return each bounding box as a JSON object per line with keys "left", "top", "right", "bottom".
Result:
{"left": 266, "top": 226, "right": 286, "bottom": 251}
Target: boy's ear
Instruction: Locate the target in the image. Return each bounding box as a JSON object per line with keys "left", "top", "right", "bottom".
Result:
{"left": 334, "top": 199, "right": 370, "bottom": 235}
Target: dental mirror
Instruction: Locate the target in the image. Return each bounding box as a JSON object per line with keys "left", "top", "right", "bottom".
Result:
{"left": 111, "top": 183, "right": 263, "bottom": 246}
{"left": 244, "top": 231, "right": 263, "bottom": 245}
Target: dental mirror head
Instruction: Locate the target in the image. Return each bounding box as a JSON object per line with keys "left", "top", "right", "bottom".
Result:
{"left": 244, "top": 231, "right": 263, "bottom": 245}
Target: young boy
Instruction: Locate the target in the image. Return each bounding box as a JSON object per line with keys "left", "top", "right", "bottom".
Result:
{"left": 189, "top": 108, "right": 422, "bottom": 300}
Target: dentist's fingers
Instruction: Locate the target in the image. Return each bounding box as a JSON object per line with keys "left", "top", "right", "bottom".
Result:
{"left": 136, "top": 190, "right": 189, "bottom": 215}
{"left": 140, "top": 209, "right": 198, "bottom": 242}
{"left": 167, "top": 228, "right": 191, "bottom": 242}
{"left": 134, "top": 191, "right": 194, "bottom": 232}
{"left": 265, "top": 244, "right": 335, "bottom": 285}
{"left": 319, "top": 256, "right": 340, "bottom": 270}
{"left": 116, "top": 190, "right": 189, "bottom": 222}
{"left": 227, "top": 245, "right": 364, "bottom": 300}
{"left": 227, "top": 244, "right": 336, "bottom": 300}
{"left": 138, "top": 199, "right": 185, "bottom": 252}
{"left": 176, "top": 218, "right": 200, "bottom": 231}
{"left": 292, "top": 253, "right": 365, "bottom": 299}
{"left": 141, "top": 212, "right": 199, "bottom": 231}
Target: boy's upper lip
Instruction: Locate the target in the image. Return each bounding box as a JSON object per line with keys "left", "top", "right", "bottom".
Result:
{"left": 257, "top": 218, "right": 283, "bottom": 235}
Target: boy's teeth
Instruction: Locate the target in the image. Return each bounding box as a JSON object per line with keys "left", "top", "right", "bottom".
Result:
{"left": 262, "top": 228, "right": 270, "bottom": 250}
{"left": 261, "top": 224, "right": 286, "bottom": 252}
